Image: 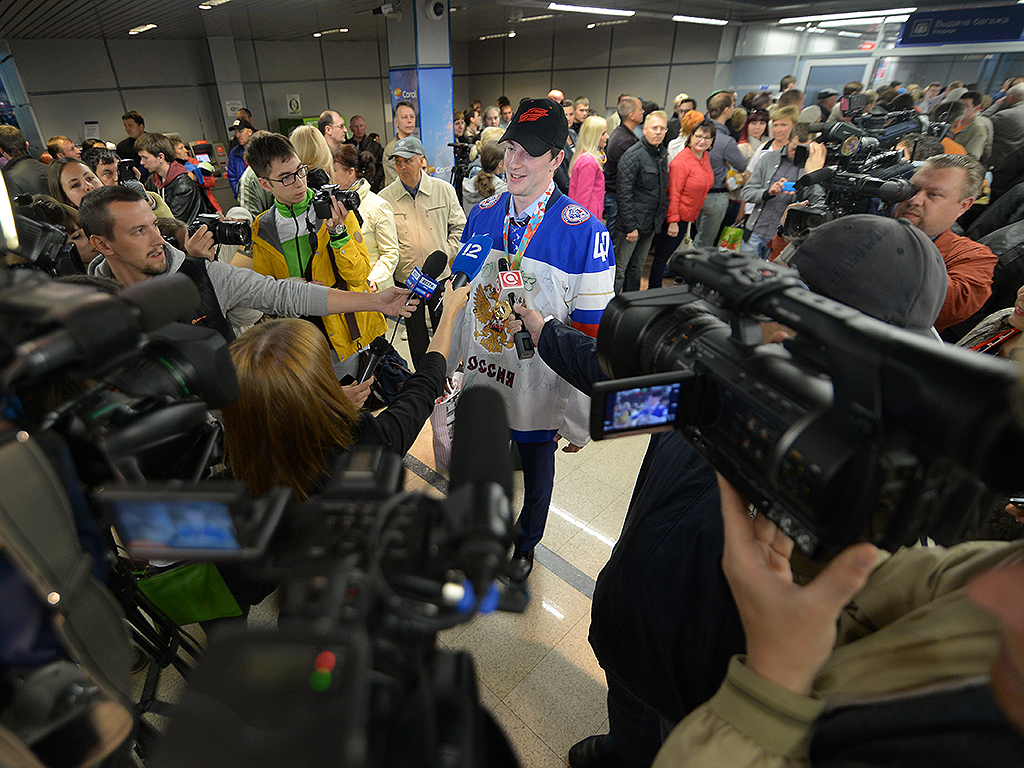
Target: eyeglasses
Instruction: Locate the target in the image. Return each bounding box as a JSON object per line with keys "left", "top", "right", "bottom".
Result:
{"left": 264, "top": 164, "right": 308, "bottom": 187}
{"left": 692, "top": 134, "right": 713, "bottom": 142}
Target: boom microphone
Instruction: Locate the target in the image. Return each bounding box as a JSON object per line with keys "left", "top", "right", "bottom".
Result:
{"left": 447, "top": 386, "right": 514, "bottom": 591}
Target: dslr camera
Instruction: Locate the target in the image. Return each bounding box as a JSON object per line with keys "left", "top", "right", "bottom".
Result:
{"left": 312, "top": 184, "right": 361, "bottom": 220}
{"left": 590, "top": 248, "right": 1024, "bottom": 560}
{"left": 189, "top": 213, "right": 252, "bottom": 246}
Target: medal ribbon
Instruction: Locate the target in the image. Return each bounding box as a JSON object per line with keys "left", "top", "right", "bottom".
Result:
{"left": 503, "top": 182, "right": 554, "bottom": 271}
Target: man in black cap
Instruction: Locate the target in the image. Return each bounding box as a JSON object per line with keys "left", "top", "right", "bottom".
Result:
{"left": 227, "top": 117, "right": 254, "bottom": 197}
{"left": 446, "top": 97, "right": 616, "bottom": 582}
{"left": 799, "top": 88, "right": 840, "bottom": 125}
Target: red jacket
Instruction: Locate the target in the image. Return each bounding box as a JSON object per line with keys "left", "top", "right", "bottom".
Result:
{"left": 666, "top": 147, "right": 714, "bottom": 224}
{"left": 933, "top": 228, "right": 997, "bottom": 331}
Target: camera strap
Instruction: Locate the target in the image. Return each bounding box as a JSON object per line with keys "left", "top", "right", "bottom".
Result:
{"left": 303, "top": 214, "right": 361, "bottom": 342}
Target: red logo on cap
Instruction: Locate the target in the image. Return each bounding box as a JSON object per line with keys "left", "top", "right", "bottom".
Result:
{"left": 518, "top": 108, "right": 549, "bottom": 123}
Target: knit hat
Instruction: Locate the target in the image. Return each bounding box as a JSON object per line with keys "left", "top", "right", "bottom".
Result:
{"left": 790, "top": 215, "right": 947, "bottom": 331}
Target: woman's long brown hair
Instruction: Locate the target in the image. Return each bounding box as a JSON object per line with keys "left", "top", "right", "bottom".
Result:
{"left": 222, "top": 319, "right": 360, "bottom": 500}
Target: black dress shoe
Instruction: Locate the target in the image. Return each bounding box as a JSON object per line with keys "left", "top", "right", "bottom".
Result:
{"left": 568, "top": 734, "right": 619, "bottom": 768}
{"left": 508, "top": 548, "right": 534, "bottom": 582}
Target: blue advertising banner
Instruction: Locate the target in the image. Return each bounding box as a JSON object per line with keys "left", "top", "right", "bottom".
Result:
{"left": 417, "top": 67, "right": 455, "bottom": 180}
{"left": 388, "top": 68, "right": 419, "bottom": 117}
{"left": 900, "top": 5, "right": 1024, "bottom": 46}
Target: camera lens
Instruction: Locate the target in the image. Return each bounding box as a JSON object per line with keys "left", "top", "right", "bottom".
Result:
{"left": 214, "top": 220, "right": 251, "bottom": 246}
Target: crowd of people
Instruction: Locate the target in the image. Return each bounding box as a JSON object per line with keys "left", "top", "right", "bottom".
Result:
{"left": 5, "top": 71, "right": 1024, "bottom": 768}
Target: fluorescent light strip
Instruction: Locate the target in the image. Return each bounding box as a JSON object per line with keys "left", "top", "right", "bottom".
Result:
{"left": 128, "top": 24, "right": 157, "bottom": 34}
{"left": 549, "top": 3, "right": 635, "bottom": 17}
{"left": 672, "top": 14, "right": 728, "bottom": 26}
{"left": 586, "top": 19, "right": 630, "bottom": 28}
{"left": 198, "top": 0, "right": 231, "bottom": 8}
{"left": 479, "top": 31, "right": 516, "bottom": 39}
{"left": 520, "top": 13, "right": 555, "bottom": 21}
{"left": 817, "top": 14, "right": 908, "bottom": 27}
{"left": 313, "top": 28, "right": 349, "bottom": 37}
{"left": 779, "top": 7, "right": 915, "bottom": 24}
{"left": 837, "top": 30, "right": 862, "bottom": 37}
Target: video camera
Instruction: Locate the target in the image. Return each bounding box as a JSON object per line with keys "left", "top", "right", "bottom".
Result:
{"left": 781, "top": 118, "right": 919, "bottom": 237}
{"left": 95, "top": 386, "right": 519, "bottom": 768}
{"left": 590, "top": 248, "right": 1024, "bottom": 560}
{"left": 10, "top": 195, "right": 85, "bottom": 277}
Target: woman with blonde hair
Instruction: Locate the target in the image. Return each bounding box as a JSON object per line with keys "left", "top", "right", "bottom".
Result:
{"left": 222, "top": 283, "right": 469, "bottom": 501}
{"left": 568, "top": 115, "right": 608, "bottom": 220}
{"left": 289, "top": 124, "right": 333, "bottom": 188}
{"left": 332, "top": 142, "right": 400, "bottom": 292}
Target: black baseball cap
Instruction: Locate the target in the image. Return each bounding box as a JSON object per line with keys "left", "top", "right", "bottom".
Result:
{"left": 229, "top": 118, "right": 254, "bottom": 132}
{"left": 498, "top": 98, "right": 569, "bottom": 157}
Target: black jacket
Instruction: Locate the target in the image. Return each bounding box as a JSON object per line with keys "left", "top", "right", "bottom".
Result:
{"left": 615, "top": 137, "right": 668, "bottom": 234}
{"left": 604, "top": 124, "right": 639, "bottom": 194}
{"left": 2, "top": 154, "right": 49, "bottom": 200}
{"left": 154, "top": 161, "right": 210, "bottom": 224}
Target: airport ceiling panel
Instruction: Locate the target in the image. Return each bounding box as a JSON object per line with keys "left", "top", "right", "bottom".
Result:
{"left": 0, "top": 0, "right": 996, "bottom": 42}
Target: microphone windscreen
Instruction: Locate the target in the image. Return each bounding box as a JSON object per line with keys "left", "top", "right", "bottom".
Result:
{"left": 120, "top": 273, "right": 201, "bottom": 331}
{"left": 451, "top": 235, "right": 493, "bottom": 284}
{"left": 449, "top": 386, "right": 513, "bottom": 501}
{"left": 422, "top": 250, "right": 449, "bottom": 279}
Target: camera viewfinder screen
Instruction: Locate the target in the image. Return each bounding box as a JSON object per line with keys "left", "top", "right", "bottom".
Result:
{"left": 112, "top": 499, "right": 241, "bottom": 552}
{"left": 603, "top": 383, "right": 680, "bottom": 436}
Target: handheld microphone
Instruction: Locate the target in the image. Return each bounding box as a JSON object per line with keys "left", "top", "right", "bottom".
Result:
{"left": 451, "top": 235, "right": 492, "bottom": 290}
{"left": 3, "top": 273, "right": 201, "bottom": 389}
{"left": 405, "top": 250, "right": 448, "bottom": 299}
{"left": 357, "top": 334, "right": 390, "bottom": 384}
{"left": 497, "top": 258, "right": 534, "bottom": 359}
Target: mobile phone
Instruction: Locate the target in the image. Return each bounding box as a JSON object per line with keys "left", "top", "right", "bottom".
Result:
{"left": 117, "top": 159, "right": 136, "bottom": 183}
{"left": 781, "top": 181, "right": 797, "bottom": 193}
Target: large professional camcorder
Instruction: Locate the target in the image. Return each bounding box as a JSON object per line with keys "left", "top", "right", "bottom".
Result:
{"left": 782, "top": 117, "right": 921, "bottom": 237}
{"left": 97, "top": 387, "right": 521, "bottom": 768}
{"left": 590, "top": 248, "right": 1024, "bottom": 560}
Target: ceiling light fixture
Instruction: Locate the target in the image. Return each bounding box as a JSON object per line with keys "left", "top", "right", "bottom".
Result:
{"left": 519, "top": 13, "right": 555, "bottom": 22}
{"left": 778, "top": 7, "right": 915, "bottom": 24}
{"left": 672, "top": 14, "right": 728, "bottom": 26}
{"left": 816, "top": 14, "right": 908, "bottom": 27}
{"left": 586, "top": 19, "right": 629, "bottom": 27}
{"left": 479, "top": 31, "right": 516, "bottom": 40}
{"left": 312, "top": 27, "right": 349, "bottom": 37}
{"left": 128, "top": 24, "right": 157, "bottom": 34}
{"left": 198, "top": 0, "right": 231, "bottom": 7}
{"left": 837, "top": 30, "right": 862, "bottom": 37}
{"left": 548, "top": 3, "right": 635, "bottom": 18}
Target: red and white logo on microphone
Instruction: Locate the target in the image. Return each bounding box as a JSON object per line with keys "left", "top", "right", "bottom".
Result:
{"left": 498, "top": 270, "right": 524, "bottom": 289}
